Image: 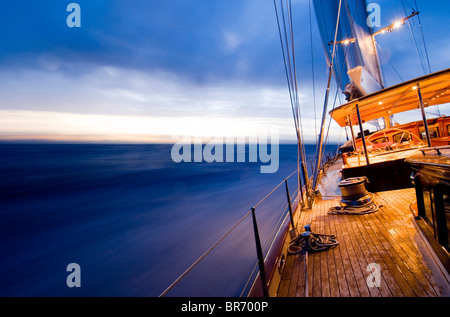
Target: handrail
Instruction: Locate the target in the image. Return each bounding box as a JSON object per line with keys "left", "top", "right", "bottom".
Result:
{"left": 239, "top": 186, "right": 298, "bottom": 297}
{"left": 420, "top": 145, "right": 450, "bottom": 155}
{"left": 159, "top": 168, "right": 301, "bottom": 297}
{"left": 158, "top": 207, "right": 253, "bottom": 297}
{"left": 254, "top": 169, "right": 297, "bottom": 208}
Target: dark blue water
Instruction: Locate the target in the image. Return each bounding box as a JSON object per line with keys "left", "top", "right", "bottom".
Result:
{"left": 0, "top": 143, "right": 337, "bottom": 296}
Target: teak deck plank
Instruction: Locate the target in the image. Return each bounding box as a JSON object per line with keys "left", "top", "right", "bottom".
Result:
{"left": 278, "top": 185, "right": 446, "bottom": 297}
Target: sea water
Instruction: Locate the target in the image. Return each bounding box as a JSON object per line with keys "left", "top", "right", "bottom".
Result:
{"left": 0, "top": 143, "right": 337, "bottom": 296}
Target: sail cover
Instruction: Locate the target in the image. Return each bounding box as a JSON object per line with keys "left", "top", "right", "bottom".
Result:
{"left": 313, "top": 0, "right": 383, "bottom": 97}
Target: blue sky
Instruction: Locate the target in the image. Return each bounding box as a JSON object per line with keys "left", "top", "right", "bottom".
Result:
{"left": 0, "top": 0, "right": 448, "bottom": 143}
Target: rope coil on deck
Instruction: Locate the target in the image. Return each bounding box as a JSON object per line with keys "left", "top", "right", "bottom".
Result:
{"left": 288, "top": 225, "right": 339, "bottom": 254}
{"left": 327, "top": 177, "right": 382, "bottom": 215}
{"left": 328, "top": 193, "right": 380, "bottom": 215}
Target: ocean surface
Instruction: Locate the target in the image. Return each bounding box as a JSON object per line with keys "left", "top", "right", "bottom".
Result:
{"left": 0, "top": 143, "right": 337, "bottom": 297}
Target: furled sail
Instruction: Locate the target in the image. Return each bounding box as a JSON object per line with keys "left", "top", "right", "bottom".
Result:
{"left": 313, "top": 0, "right": 384, "bottom": 99}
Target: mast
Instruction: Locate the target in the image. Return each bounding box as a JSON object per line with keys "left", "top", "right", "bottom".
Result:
{"left": 311, "top": 0, "right": 343, "bottom": 196}
{"left": 311, "top": 0, "right": 385, "bottom": 195}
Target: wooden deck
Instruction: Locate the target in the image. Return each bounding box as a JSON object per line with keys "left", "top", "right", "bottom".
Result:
{"left": 277, "top": 185, "right": 450, "bottom": 297}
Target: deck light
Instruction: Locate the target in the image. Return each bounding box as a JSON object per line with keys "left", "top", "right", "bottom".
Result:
{"left": 393, "top": 20, "right": 403, "bottom": 29}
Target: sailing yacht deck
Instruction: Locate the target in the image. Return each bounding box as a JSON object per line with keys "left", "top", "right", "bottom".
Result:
{"left": 277, "top": 162, "right": 450, "bottom": 297}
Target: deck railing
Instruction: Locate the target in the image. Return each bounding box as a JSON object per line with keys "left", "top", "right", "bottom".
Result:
{"left": 159, "top": 169, "right": 302, "bottom": 297}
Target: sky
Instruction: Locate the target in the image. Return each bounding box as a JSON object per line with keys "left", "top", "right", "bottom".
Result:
{"left": 0, "top": 0, "right": 449, "bottom": 144}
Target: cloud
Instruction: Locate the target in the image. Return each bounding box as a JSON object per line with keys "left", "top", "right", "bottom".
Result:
{"left": 0, "top": 63, "right": 344, "bottom": 143}
{"left": 223, "top": 31, "right": 243, "bottom": 53}
{"left": 0, "top": 64, "right": 278, "bottom": 116}
{"left": 2, "top": 0, "right": 446, "bottom": 146}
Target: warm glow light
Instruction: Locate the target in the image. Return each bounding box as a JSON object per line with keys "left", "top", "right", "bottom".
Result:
{"left": 393, "top": 20, "right": 403, "bottom": 29}
{"left": 343, "top": 40, "right": 350, "bottom": 45}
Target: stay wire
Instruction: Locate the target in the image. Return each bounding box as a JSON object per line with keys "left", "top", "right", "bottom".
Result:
{"left": 413, "top": 0, "right": 431, "bottom": 73}
{"left": 274, "top": 0, "right": 308, "bottom": 193}
{"left": 313, "top": 0, "right": 342, "bottom": 178}
{"left": 274, "top": 0, "right": 299, "bottom": 136}
{"left": 401, "top": 0, "right": 426, "bottom": 76}
{"left": 287, "top": 0, "right": 307, "bottom": 171}
{"left": 322, "top": 0, "right": 360, "bottom": 164}
{"left": 282, "top": 0, "right": 303, "bottom": 145}
{"left": 309, "top": 0, "right": 318, "bottom": 145}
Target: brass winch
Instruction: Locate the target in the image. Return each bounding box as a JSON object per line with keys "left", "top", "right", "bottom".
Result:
{"left": 338, "top": 177, "right": 372, "bottom": 207}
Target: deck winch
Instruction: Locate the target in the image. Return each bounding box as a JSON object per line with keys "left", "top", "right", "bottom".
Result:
{"left": 328, "top": 177, "right": 379, "bottom": 214}
{"left": 338, "top": 176, "right": 372, "bottom": 206}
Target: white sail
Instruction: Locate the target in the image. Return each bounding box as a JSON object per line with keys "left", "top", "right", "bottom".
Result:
{"left": 313, "top": 0, "right": 384, "bottom": 99}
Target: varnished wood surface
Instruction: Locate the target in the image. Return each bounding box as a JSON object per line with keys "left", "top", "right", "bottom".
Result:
{"left": 277, "top": 185, "right": 449, "bottom": 297}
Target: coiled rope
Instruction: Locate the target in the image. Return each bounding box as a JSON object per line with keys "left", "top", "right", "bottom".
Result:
{"left": 288, "top": 225, "right": 339, "bottom": 254}
{"left": 327, "top": 193, "right": 382, "bottom": 215}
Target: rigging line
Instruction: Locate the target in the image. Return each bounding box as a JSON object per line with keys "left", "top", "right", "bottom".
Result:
{"left": 412, "top": 1, "right": 435, "bottom": 114}
{"left": 401, "top": 0, "right": 415, "bottom": 11}
{"left": 401, "top": 1, "right": 426, "bottom": 76}
{"left": 324, "top": 84, "right": 345, "bottom": 162}
{"left": 374, "top": 41, "right": 404, "bottom": 82}
{"left": 309, "top": 0, "right": 318, "bottom": 145}
{"left": 287, "top": 0, "right": 299, "bottom": 110}
{"left": 274, "top": 0, "right": 300, "bottom": 135}
{"left": 323, "top": 0, "right": 362, "bottom": 156}
{"left": 280, "top": 0, "right": 296, "bottom": 102}
{"left": 286, "top": 0, "right": 310, "bottom": 199}
{"left": 281, "top": 0, "right": 302, "bottom": 136}
{"left": 288, "top": 1, "right": 303, "bottom": 132}
{"left": 286, "top": 0, "right": 301, "bottom": 136}
{"left": 280, "top": 1, "right": 300, "bottom": 133}
{"left": 414, "top": 0, "right": 431, "bottom": 74}
{"left": 336, "top": 128, "right": 342, "bottom": 156}
{"left": 321, "top": 14, "right": 352, "bottom": 163}
{"left": 316, "top": 0, "right": 360, "bottom": 174}
{"left": 275, "top": 1, "right": 312, "bottom": 203}
{"left": 287, "top": 0, "right": 307, "bottom": 171}
{"left": 274, "top": 0, "right": 308, "bottom": 195}
{"left": 276, "top": 1, "right": 309, "bottom": 198}
{"left": 377, "top": 38, "right": 388, "bottom": 87}
{"left": 314, "top": 0, "right": 343, "bottom": 155}
{"left": 312, "top": 0, "right": 342, "bottom": 194}
{"left": 323, "top": 38, "right": 353, "bottom": 149}
{"left": 389, "top": 59, "right": 404, "bottom": 82}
